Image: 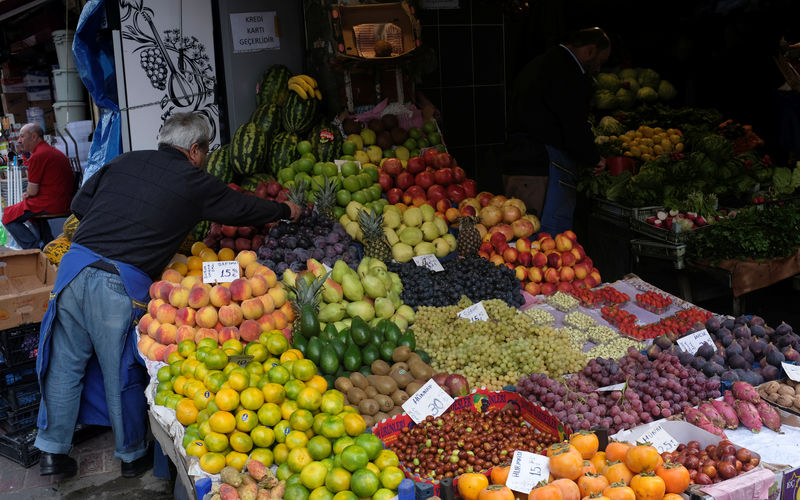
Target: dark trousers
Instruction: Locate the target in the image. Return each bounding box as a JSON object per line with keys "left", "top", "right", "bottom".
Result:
{"left": 4, "top": 210, "right": 54, "bottom": 249}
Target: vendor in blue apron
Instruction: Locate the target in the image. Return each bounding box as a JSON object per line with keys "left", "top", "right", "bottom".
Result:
{"left": 35, "top": 112, "right": 302, "bottom": 478}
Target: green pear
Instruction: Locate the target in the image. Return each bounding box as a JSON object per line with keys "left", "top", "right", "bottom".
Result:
{"left": 369, "top": 317, "right": 382, "bottom": 328}
{"left": 333, "top": 321, "right": 347, "bottom": 332}
{"left": 346, "top": 201, "right": 365, "bottom": 221}
{"left": 357, "top": 257, "right": 372, "bottom": 280}
{"left": 331, "top": 259, "right": 350, "bottom": 284}
{"left": 432, "top": 237, "right": 451, "bottom": 258}
{"left": 346, "top": 301, "right": 375, "bottom": 322}
{"left": 368, "top": 267, "right": 392, "bottom": 290}
{"left": 419, "top": 203, "right": 435, "bottom": 223}
{"left": 387, "top": 290, "right": 401, "bottom": 309}
{"left": 367, "top": 258, "right": 387, "bottom": 271}
{"left": 391, "top": 243, "right": 414, "bottom": 263}
{"left": 322, "top": 278, "right": 344, "bottom": 304}
{"left": 318, "top": 303, "right": 346, "bottom": 323}
{"left": 362, "top": 274, "right": 387, "bottom": 299}
{"left": 342, "top": 273, "right": 364, "bottom": 301}
{"left": 374, "top": 297, "right": 395, "bottom": 319}
{"left": 414, "top": 242, "right": 436, "bottom": 256}
{"left": 421, "top": 221, "right": 439, "bottom": 242}
{"left": 396, "top": 304, "right": 415, "bottom": 323}
{"left": 399, "top": 227, "right": 423, "bottom": 246}
{"left": 391, "top": 314, "right": 409, "bottom": 331}
{"left": 282, "top": 269, "right": 298, "bottom": 288}
{"left": 384, "top": 227, "right": 399, "bottom": 246}
{"left": 389, "top": 272, "right": 403, "bottom": 295}
{"left": 433, "top": 217, "right": 449, "bottom": 236}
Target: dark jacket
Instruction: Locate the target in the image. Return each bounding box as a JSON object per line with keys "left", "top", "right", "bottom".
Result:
{"left": 509, "top": 45, "right": 600, "bottom": 166}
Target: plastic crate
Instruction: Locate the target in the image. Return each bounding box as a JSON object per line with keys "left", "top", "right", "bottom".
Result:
{"left": 0, "top": 323, "right": 40, "bottom": 368}
{"left": 3, "top": 381, "right": 40, "bottom": 411}
{"left": 0, "top": 428, "right": 39, "bottom": 467}
{"left": 590, "top": 197, "right": 661, "bottom": 223}
{"left": 0, "top": 360, "right": 37, "bottom": 390}
{"left": 630, "top": 238, "right": 687, "bottom": 270}
{"left": 0, "top": 405, "right": 38, "bottom": 433}
{"left": 629, "top": 207, "right": 714, "bottom": 244}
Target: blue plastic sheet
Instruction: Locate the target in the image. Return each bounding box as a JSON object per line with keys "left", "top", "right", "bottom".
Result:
{"left": 73, "top": 0, "right": 122, "bottom": 184}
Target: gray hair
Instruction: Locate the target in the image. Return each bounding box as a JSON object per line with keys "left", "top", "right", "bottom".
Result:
{"left": 157, "top": 112, "right": 210, "bottom": 151}
{"left": 22, "top": 123, "right": 44, "bottom": 138}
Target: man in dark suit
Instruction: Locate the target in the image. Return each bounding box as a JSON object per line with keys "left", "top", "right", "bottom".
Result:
{"left": 506, "top": 27, "right": 610, "bottom": 235}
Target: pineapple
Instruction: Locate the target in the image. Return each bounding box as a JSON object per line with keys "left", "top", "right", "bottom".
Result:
{"left": 457, "top": 216, "right": 481, "bottom": 257}
{"left": 357, "top": 209, "right": 392, "bottom": 261}
{"left": 287, "top": 179, "right": 308, "bottom": 207}
{"left": 313, "top": 176, "right": 338, "bottom": 221}
{"left": 284, "top": 270, "right": 328, "bottom": 337}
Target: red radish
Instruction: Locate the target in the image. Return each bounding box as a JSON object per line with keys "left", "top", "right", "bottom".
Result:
{"left": 657, "top": 210, "right": 668, "bottom": 221}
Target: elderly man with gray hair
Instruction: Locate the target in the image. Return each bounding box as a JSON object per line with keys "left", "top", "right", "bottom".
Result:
{"left": 33, "top": 112, "right": 301, "bottom": 479}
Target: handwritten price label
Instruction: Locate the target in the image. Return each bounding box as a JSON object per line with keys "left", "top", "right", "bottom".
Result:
{"left": 412, "top": 254, "right": 444, "bottom": 272}
{"left": 595, "top": 383, "right": 626, "bottom": 392}
{"left": 458, "top": 302, "right": 488, "bottom": 322}
{"left": 323, "top": 263, "right": 333, "bottom": 274}
{"left": 401, "top": 379, "right": 454, "bottom": 424}
{"left": 228, "top": 355, "right": 254, "bottom": 367}
{"left": 783, "top": 362, "right": 800, "bottom": 382}
{"left": 676, "top": 329, "right": 716, "bottom": 355}
{"left": 202, "top": 260, "right": 240, "bottom": 283}
{"left": 638, "top": 424, "right": 679, "bottom": 453}
{"left": 506, "top": 450, "right": 550, "bottom": 494}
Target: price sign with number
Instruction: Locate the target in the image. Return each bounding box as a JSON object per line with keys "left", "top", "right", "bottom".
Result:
{"left": 638, "top": 424, "right": 679, "bottom": 453}
{"left": 783, "top": 362, "right": 800, "bottom": 382}
{"left": 401, "top": 379, "right": 454, "bottom": 423}
{"left": 458, "top": 302, "right": 488, "bottom": 322}
{"left": 676, "top": 329, "right": 716, "bottom": 355}
{"left": 412, "top": 254, "right": 444, "bottom": 272}
{"left": 595, "top": 383, "right": 626, "bottom": 392}
{"left": 228, "top": 355, "right": 254, "bottom": 367}
{"left": 202, "top": 260, "right": 240, "bottom": 283}
{"left": 505, "top": 450, "right": 550, "bottom": 494}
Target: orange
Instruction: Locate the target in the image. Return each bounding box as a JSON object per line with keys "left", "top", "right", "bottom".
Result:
{"left": 235, "top": 409, "right": 258, "bottom": 432}
{"left": 226, "top": 451, "right": 249, "bottom": 470}
{"left": 373, "top": 450, "right": 399, "bottom": 471}
{"left": 199, "top": 452, "right": 226, "bottom": 474}
{"left": 274, "top": 420, "right": 291, "bottom": 443}
{"left": 320, "top": 416, "right": 346, "bottom": 440}
{"left": 166, "top": 393, "right": 184, "bottom": 409}
{"left": 320, "top": 391, "right": 344, "bottom": 415}
{"left": 222, "top": 339, "right": 244, "bottom": 355}
{"left": 197, "top": 420, "right": 212, "bottom": 439}
{"left": 183, "top": 380, "right": 205, "bottom": 400}
{"left": 281, "top": 400, "right": 299, "bottom": 421}
{"left": 251, "top": 425, "right": 276, "bottom": 448}
{"left": 193, "top": 388, "right": 214, "bottom": 410}
{"left": 268, "top": 365, "right": 291, "bottom": 385}
{"left": 307, "top": 375, "right": 328, "bottom": 394}
{"left": 204, "top": 371, "right": 227, "bottom": 393}
{"left": 325, "top": 467, "right": 352, "bottom": 493}
{"left": 208, "top": 410, "right": 236, "bottom": 434}
{"left": 199, "top": 249, "right": 218, "bottom": 262}
{"left": 227, "top": 369, "right": 250, "bottom": 392}
{"left": 266, "top": 333, "right": 290, "bottom": 356}
{"left": 245, "top": 344, "right": 269, "bottom": 364}
{"left": 379, "top": 466, "right": 404, "bottom": 490}
{"left": 170, "top": 359, "right": 184, "bottom": 377}
{"left": 273, "top": 443, "right": 290, "bottom": 465}
{"left": 285, "top": 380, "right": 306, "bottom": 401}
{"left": 290, "top": 408, "right": 314, "bottom": 431}
{"left": 282, "top": 360, "right": 296, "bottom": 377}
{"left": 193, "top": 363, "right": 210, "bottom": 383}
{"left": 196, "top": 409, "right": 211, "bottom": 425}
{"left": 185, "top": 439, "right": 208, "bottom": 458}
{"left": 177, "top": 339, "right": 196, "bottom": 358}
{"left": 343, "top": 413, "right": 366, "bottom": 437}
{"left": 197, "top": 337, "right": 218, "bottom": 351}
{"left": 204, "top": 349, "right": 229, "bottom": 371}
{"left": 157, "top": 366, "right": 172, "bottom": 383}
{"left": 223, "top": 362, "right": 241, "bottom": 377}
{"left": 292, "top": 359, "right": 317, "bottom": 381}
{"left": 250, "top": 448, "right": 274, "bottom": 467}
{"left": 204, "top": 431, "right": 229, "bottom": 453}
{"left": 288, "top": 447, "right": 313, "bottom": 473}
{"left": 309, "top": 486, "right": 334, "bottom": 500}
{"left": 166, "top": 351, "right": 184, "bottom": 365}
{"left": 257, "top": 402, "right": 282, "bottom": 427}
{"left": 286, "top": 430, "right": 309, "bottom": 450}
{"left": 244, "top": 358, "right": 265, "bottom": 375}
{"left": 215, "top": 388, "right": 240, "bottom": 411}
{"left": 172, "top": 375, "right": 189, "bottom": 396}
{"left": 217, "top": 247, "right": 235, "bottom": 261}
{"left": 340, "top": 445, "right": 369, "bottom": 472}
{"left": 170, "top": 261, "right": 188, "bottom": 275}
{"left": 281, "top": 349, "right": 303, "bottom": 362}
{"left": 191, "top": 241, "right": 207, "bottom": 257}
{"left": 350, "top": 469, "right": 380, "bottom": 498}
{"left": 240, "top": 387, "right": 265, "bottom": 410}
{"left": 181, "top": 358, "right": 201, "bottom": 377}
{"left": 300, "top": 461, "right": 329, "bottom": 490}
{"left": 307, "top": 435, "right": 332, "bottom": 461}
{"left": 297, "top": 387, "right": 322, "bottom": 411}
{"left": 176, "top": 398, "right": 199, "bottom": 425}
{"left": 229, "top": 431, "right": 254, "bottom": 453}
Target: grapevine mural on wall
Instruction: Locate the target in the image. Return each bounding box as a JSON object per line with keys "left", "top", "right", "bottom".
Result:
{"left": 119, "top": 0, "right": 220, "bottom": 149}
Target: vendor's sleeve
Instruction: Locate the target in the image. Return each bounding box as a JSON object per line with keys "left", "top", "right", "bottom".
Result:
{"left": 197, "top": 173, "right": 290, "bottom": 225}
{"left": 26, "top": 154, "right": 44, "bottom": 184}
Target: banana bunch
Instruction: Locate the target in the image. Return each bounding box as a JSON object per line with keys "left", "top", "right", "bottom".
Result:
{"left": 288, "top": 75, "right": 322, "bottom": 100}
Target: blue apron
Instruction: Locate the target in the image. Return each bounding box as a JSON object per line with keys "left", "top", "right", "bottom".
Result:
{"left": 36, "top": 242, "right": 151, "bottom": 449}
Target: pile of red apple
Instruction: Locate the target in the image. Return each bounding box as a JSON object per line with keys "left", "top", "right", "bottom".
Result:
{"left": 379, "top": 150, "right": 478, "bottom": 206}
{"left": 478, "top": 230, "right": 602, "bottom": 296}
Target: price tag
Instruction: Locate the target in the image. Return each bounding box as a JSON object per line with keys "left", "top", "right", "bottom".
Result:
{"left": 334, "top": 159, "right": 361, "bottom": 172}
{"left": 676, "top": 329, "right": 716, "bottom": 355}
{"left": 595, "top": 383, "right": 626, "bottom": 392}
{"left": 783, "top": 362, "right": 800, "bottom": 382}
{"left": 458, "top": 302, "right": 488, "bottom": 322}
{"left": 638, "top": 424, "right": 679, "bottom": 453}
{"left": 412, "top": 254, "right": 444, "bottom": 272}
{"left": 202, "top": 260, "right": 240, "bottom": 283}
{"left": 401, "top": 379, "right": 454, "bottom": 424}
{"left": 323, "top": 263, "right": 333, "bottom": 273}
{"left": 228, "top": 355, "right": 254, "bottom": 367}
{"left": 505, "top": 450, "right": 550, "bottom": 494}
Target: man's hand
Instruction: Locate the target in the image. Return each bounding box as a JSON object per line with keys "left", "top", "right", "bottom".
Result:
{"left": 285, "top": 202, "right": 302, "bottom": 222}
{"left": 22, "top": 193, "right": 29, "bottom": 200}
{"left": 592, "top": 158, "right": 607, "bottom": 175}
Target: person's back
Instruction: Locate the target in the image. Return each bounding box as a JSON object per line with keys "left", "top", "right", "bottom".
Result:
{"left": 25, "top": 141, "right": 74, "bottom": 213}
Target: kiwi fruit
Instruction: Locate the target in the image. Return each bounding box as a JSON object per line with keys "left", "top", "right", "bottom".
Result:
{"left": 368, "top": 119, "right": 384, "bottom": 133}
{"left": 381, "top": 114, "right": 399, "bottom": 130}
{"left": 342, "top": 118, "right": 362, "bottom": 135}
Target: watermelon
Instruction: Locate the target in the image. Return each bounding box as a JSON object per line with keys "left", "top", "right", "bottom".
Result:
{"left": 240, "top": 173, "right": 275, "bottom": 191}
{"left": 192, "top": 221, "right": 211, "bottom": 242}
{"left": 205, "top": 144, "right": 235, "bottom": 183}
{"left": 256, "top": 64, "right": 292, "bottom": 107}
{"left": 230, "top": 122, "right": 269, "bottom": 176}
{"left": 281, "top": 92, "right": 318, "bottom": 135}
{"left": 268, "top": 132, "right": 299, "bottom": 175}
{"left": 250, "top": 102, "right": 281, "bottom": 139}
{"left": 309, "top": 120, "right": 343, "bottom": 162}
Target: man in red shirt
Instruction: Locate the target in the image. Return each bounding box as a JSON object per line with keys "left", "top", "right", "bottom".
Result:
{"left": 3, "top": 123, "right": 75, "bottom": 248}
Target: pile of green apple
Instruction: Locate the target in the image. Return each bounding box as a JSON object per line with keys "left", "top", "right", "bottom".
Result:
{"left": 341, "top": 117, "right": 445, "bottom": 164}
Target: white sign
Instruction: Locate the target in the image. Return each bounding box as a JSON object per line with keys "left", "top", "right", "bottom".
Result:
{"left": 458, "top": 302, "right": 488, "bottom": 322}
{"left": 401, "top": 379, "right": 454, "bottom": 424}
{"left": 783, "top": 362, "right": 800, "bottom": 382}
{"left": 202, "top": 260, "right": 240, "bottom": 283}
{"left": 229, "top": 12, "right": 279, "bottom": 53}
{"left": 677, "top": 329, "right": 716, "bottom": 355}
{"left": 596, "top": 383, "right": 626, "bottom": 392}
{"left": 413, "top": 254, "right": 444, "bottom": 272}
{"left": 637, "top": 424, "right": 679, "bottom": 453}
{"left": 506, "top": 450, "right": 550, "bottom": 494}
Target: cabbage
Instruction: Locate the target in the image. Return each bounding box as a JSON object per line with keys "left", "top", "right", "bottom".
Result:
{"left": 621, "top": 77, "right": 640, "bottom": 93}
{"left": 637, "top": 68, "right": 660, "bottom": 89}
{"left": 658, "top": 80, "right": 677, "bottom": 100}
{"left": 615, "top": 88, "right": 635, "bottom": 109}
{"left": 596, "top": 73, "right": 621, "bottom": 92}
{"left": 596, "top": 116, "right": 624, "bottom": 136}
{"left": 636, "top": 86, "right": 659, "bottom": 102}
{"left": 594, "top": 89, "right": 618, "bottom": 110}
{"left": 618, "top": 68, "right": 639, "bottom": 81}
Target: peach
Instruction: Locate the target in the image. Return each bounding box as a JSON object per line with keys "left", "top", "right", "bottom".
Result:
{"left": 161, "top": 344, "right": 179, "bottom": 363}
{"left": 495, "top": 242, "right": 509, "bottom": 256}
{"left": 279, "top": 302, "right": 296, "bottom": 323}
{"left": 149, "top": 281, "right": 161, "bottom": 300}
{"left": 524, "top": 282, "right": 541, "bottom": 296}
{"left": 214, "top": 322, "right": 223, "bottom": 332}
{"left": 574, "top": 245, "right": 587, "bottom": 262}
{"left": 175, "top": 307, "right": 196, "bottom": 327}
{"left": 489, "top": 254, "right": 505, "bottom": 266}
{"left": 540, "top": 282, "right": 557, "bottom": 296}
{"left": 147, "top": 298, "right": 165, "bottom": 318}
{"left": 249, "top": 275, "right": 269, "bottom": 297}
{"left": 477, "top": 250, "right": 490, "bottom": 259}
{"left": 258, "top": 293, "right": 275, "bottom": 314}
{"left": 267, "top": 287, "right": 287, "bottom": 309}
{"left": 503, "top": 247, "right": 518, "bottom": 264}
{"left": 562, "top": 230, "right": 578, "bottom": 242}
{"left": 244, "top": 261, "right": 264, "bottom": 279}
{"left": 168, "top": 286, "right": 190, "bottom": 309}
{"left": 559, "top": 266, "right": 575, "bottom": 282}
{"left": 557, "top": 282, "right": 573, "bottom": 293}
{"left": 161, "top": 268, "right": 183, "bottom": 283}
{"left": 156, "top": 281, "right": 175, "bottom": 302}
{"left": 271, "top": 310, "right": 288, "bottom": 330}
{"left": 560, "top": 251, "right": 576, "bottom": 267}
{"left": 573, "top": 262, "right": 588, "bottom": 280}
{"left": 445, "top": 207, "right": 461, "bottom": 223}
{"left": 572, "top": 278, "right": 587, "bottom": 290}
{"left": 236, "top": 250, "right": 258, "bottom": 270}
{"left": 156, "top": 322, "right": 178, "bottom": 345}
{"left": 584, "top": 274, "right": 599, "bottom": 288}
{"left": 218, "top": 304, "right": 244, "bottom": 327}
{"left": 137, "top": 334, "right": 155, "bottom": 355}
{"left": 480, "top": 242, "right": 493, "bottom": 254}
{"left": 589, "top": 269, "right": 602, "bottom": 286}
{"left": 180, "top": 275, "right": 202, "bottom": 289}
{"left": 241, "top": 297, "right": 264, "bottom": 320}
{"left": 229, "top": 278, "right": 253, "bottom": 302}
{"left": 570, "top": 248, "right": 583, "bottom": 263}
{"left": 540, "top": 237, "right": 556, "bottom": 252}
{"left": 459, "top": 204, "right": 477, "bottom": 217}
{"left": 218, "top": 326, "right": 240, "bottom": 344}
{"left": 555, "top": 234, "right": 573, "bottom": 252}
{"left": 147, "top": 318, "right": 161, "bottom": 339}
{"left": 515, "top": 266, "right": 527, "bottom": 282}
{"left": 256, "top": 313, "right": 276, "bottom": 332}
{"left": 209, "top": 285, "right": 232, "bottom": 308}
{"left": 138, "top": 314, "right": 153, "bottom": 336}
{"left": 531, "top": 251, "right": 547, "bottom": 268}
{"left": 195, "top": 305, "right": 219, "bottom": 329}
{"left": 584, "top": 257, "right": 594, "bottom": 270}
{"left": 194, "top": 327, "right": 218, "bottom": 344}
{"left": 254, "top": 267, "right": 278, "bottom": 288}
{"left": 546, "top": 252, "right": 562, "bottom": 269}
{"left": 516, "top": 237, "right": 531, "bottom": 254}
{"left": 187, "top": 286, "right": 211, "bottom": 309}
{"left": 544, "top": 267, "right": 560, "bottom": 284}
{"left": 156, "top": 303, "right": 177, "bottom": 324}
{"left": 176, "top": 325, "right": 196, "bottom": 343}
{"left": 239, "top": 319, "right": 261, "bottom": 342}
{"left": 527, "top": 267, "right": 543, "bottom": 283}
{"left": 147, "top": 342, "right": 167, "bottom": 362}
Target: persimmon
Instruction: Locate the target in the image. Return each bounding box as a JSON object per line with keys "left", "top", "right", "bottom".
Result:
{"left": 602, "top": 482, "right": 635, "bottom": 500}
{"left": 528, "top": 483, "right": 563, "bottom": 500}
{"left": 604, "top": 442, "right": 631, "bottom": 463}
{"left": 604, "top": 461, "right": 634, "bottom": 486}
{"left": 457, "top": 473, "right": 490, "bottom": 500}
{"left": 570, "top": 431, "right": 599, "bottom": 459}
{"left": 578, "top": 473, "right": 610, "bottom": 498}
{"left": 581, "top": 460, "right": 597, "bottom": 476}
{"left": 580, "top": 493, "right": 610, "bottom": 500}
{"left": 662, "top": 494, "right": 684, "bottom": 500}
{"left": 478, "top": 484, "right": 515, "bottom": 500}
{"left": 624, "top": 444, "right": 660, "bottom": 474}
{"left": 547, "top": 442, "right": 580, "bottom": 458}
{"left": 550, "top": 447, "right": 584, "bottom": 481}
{"left": 589, "top": 452, "right": 607, "bottom": 474}
{"left": 490, "top": 462, "right": 511, "bottom": 485}
{"left": 630, "top": 472, "right": 666, "bottom": 500}
{"left": 655, "top": 462, "right": 690, "bottom": 494}
{"left": 550, "top": 478, "right": 581, "bottom": 500}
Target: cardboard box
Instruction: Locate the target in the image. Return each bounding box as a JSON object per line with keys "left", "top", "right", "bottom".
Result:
{"left": 1, "top": 78, "right": 26, "bottom": 94}
{"left": 336, "top": 2, "right": 421, "bottom": 59}
{"left": 0, "top": 250, "right": 57, "bottom": 330}
{"left": 372, "top": 389, "right": 568, "bottom": 497}
{"left": 26, "top": 88, "right": 51, "bottom": 102}
{"left": 1, "top": 93, "right": 29, "bottom": 118}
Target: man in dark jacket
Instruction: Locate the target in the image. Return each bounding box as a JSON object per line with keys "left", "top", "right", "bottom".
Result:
{"left": 34, "top": 112, "right": 300, "bottom": 478}
{"left": 508, "top": 27, "right": 610, "bottom": 235}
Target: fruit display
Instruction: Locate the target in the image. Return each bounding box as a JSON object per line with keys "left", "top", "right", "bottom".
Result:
{"left": 379, "top": 150, "right": 478, "bottom": 207}
{"left": 137, "top": 248, "right": 292, "bottom": 363}
{"left": 593, "top": 67, "right": 677, "bottom": 111}
{"left": 635, "top": 291, "right": 673, "bottom": 314}
{"left": 758, "top": 378, "right": 800, "bottom": 415}
{"left": 612, "top": 125, "right": 685, "bottom": 161}
{"left": 717, "top": 119, "right": 764, "bottom": 155}
{"left": 341, "top": 114, "right": 443, "bottom": 163}
{"left": 210, "top": 462, "right": 285, "bottom": 500}
{"left": 413, "top": 298, "right": 587, "bottom": 390}
{"left": 478, "top": 230, "right": 602, "bottom": 296}
{"left": 660, "top": 439, "right": 760, "bottom": 485}
{"left": 603, "top": 305, "right": 711, "bottom": 340}
{"left": 387, "top": 256, "right": 525, "bottom": 308}
{"left": 287, "top": 74, "right": 323, "bottom": 101}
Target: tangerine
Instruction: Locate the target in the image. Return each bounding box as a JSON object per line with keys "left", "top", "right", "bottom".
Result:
{"left": 199, "top": 452, "right": 226, "bottom": 474}
{"left": 235, "top": 409, "right": 258, "bottom": 432}
{"left": 250, "top": 447, "right": 274, "bottom": 467}
{"left": 204, "top": 431, "right": 229, "bottom": 453}
{"left": 229, "top": 431, "right": 254, "bottom": 453}
{"left": 215, "top": 388, "right": 240, "bottom": 411}
{"left": 185, "top": 440, "right": 208, "bottom": 458}
{"left": 208, "top": 410, "right": 236, "bottom": 434}
{"left": 176, "top": 398, "right": 199, "bottom": 425}
{"left": 292, "top": 359, "right": 317, "bottom": 381}
{"left": 251, "top": 425, "right": 276, "bottom": 448}
{"left": 257, "top": 402, "right": 282, "bottom": 426}
{"left": 240, "top": 387, "right": 265, "bottom": 410}
{"left": 226, "top": 451, "right": 249, "bottom": 470}
{"left": 296, "top": 387, "right": 322, "bottom": 411}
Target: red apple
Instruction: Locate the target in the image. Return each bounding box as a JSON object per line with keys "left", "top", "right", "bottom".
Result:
{"left": 387, "top": 187, "right": 403, "bottom": 205}
{"left": 382, "top": 158, "right": 403, "bottom": 176}
{"left": 546, "top": 252, "right": 562, "bottom": 269}
{"left": 540, "top": 282, "right": 557, "bottom": 296}
{"left": 424, "top": 149, "right": 439, "bottom": 166}
{"left": 426, "top": 184, "right": 447, "bottom": 203}
{"left": 452, "top": 166, "right": 467, "bottom": 183}
{"left": 460, "top": 204, "right": 477, "bottom": 217}
{"left": 415, "top": 171, "right": 436, "bottom": 190}
{"left": 406, "top": 185, "right": 426, "bottom": 200}
{"left": 265, "top": 180, "right": 282, "bottom": 197}
{"left": 557, "top": 281, "right": 573, "bottom": 293}
{"left": 461, "top": 180, "right": 478, "bottom": 198}
{"left": 396, "top": 171, "right": 414, "bottom": 190}
{"left": 378, "top": 172, "right": 394, "bottom": 191}
{"left": 531, "top": 251, "right": 547, "bottom": 268}
{"left": 503, "top": 247, "right": 518, "bottom": 263}
{"left": 434, "top": 168, "right": 454, "bottom": 186}
{"left": 407, "top": 156, "right": 426, "bottom": 174}
{"left": 446, "top": 184, "right": 466, "bottom": 204}
{"left": 433, "top": 152, "right": 453, "bottom": 169}
{"left": 517, "top": 251, "right": 532, "bottom": 267}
